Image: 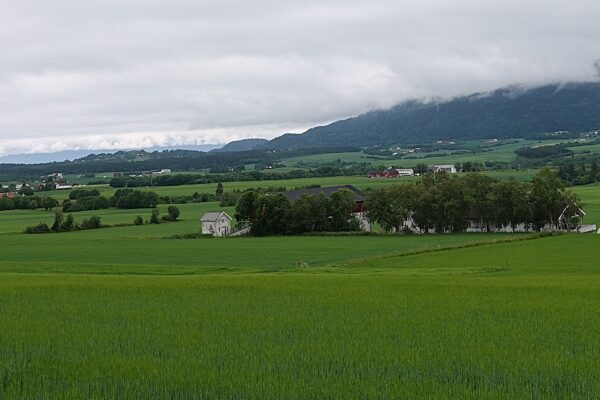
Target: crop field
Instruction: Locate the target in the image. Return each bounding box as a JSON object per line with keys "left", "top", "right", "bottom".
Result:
{"left": 0, "top": 230, "right": 599, "bottom": 398}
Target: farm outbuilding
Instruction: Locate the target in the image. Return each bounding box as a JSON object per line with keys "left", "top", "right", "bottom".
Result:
{"left": 200, "top": 211, "right": 232, "bottom": 237}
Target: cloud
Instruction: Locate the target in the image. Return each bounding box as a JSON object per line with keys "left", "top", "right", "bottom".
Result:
{"left": 1, "top": 0, "right": 600, "bottom": 155}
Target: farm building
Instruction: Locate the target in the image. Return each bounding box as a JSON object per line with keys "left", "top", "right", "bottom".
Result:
{"left": 431, "top": 165, "right": 457, "bottom": 174}
{"left": 55, "top": 184, "right": 73, "bottom": 190}
{"left": 280, "top": 185, "right": 371, "bottom": 232}
{"left": 201, "top": 211, "right": 232, "bottom": 237}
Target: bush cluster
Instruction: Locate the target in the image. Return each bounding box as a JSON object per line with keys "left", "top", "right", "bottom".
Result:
{"left": 24, "top": 212, "right": 103, "bottom": 234}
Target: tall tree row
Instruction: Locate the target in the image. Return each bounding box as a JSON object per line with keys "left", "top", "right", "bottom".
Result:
{"left": 366, "top": 168, "right": 582, "bottom": 233}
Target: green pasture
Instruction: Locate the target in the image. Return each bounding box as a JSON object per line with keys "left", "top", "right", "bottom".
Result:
{"left": 0, "top": 202, "right": 233, "bottom": 234}
{"left": 40, "top": 170, "right": 539, "bottom": 202}
{"left": 568, "top": 142, "right": 600, "bottom": 154}
{"left": 280, "top": 140, "right": 537, "bottom": 168}
{"left": 572, "top": 183, "right": 600, "bottom": 225}
{"left": 1, "top": 234, "right": 600, "bottom": 398}
{"left": 282, "top": 151, "right": 382, "bottom": 165}
{"left": 399, "top": 140, "right": 528, "bottom": 166}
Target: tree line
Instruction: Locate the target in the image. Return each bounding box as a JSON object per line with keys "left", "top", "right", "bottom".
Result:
{"left": 0, "top": 146, "right": 358, "bottom": 181}
{"left": 235, "top": 189, "right": 361, "bottom": 236}
{"left": 557, "top": 160, "right": 600, "bottom": 186}
{"left": 0, "top": 194, "right": 58, "bottom": 211}
{"left": 24, "top": 212, "right": 103, "bottom": 234}
{"left": 367, "top": 169, "right": 582, "bottom": 233}
{"left": 233, "top": 169, "right": 583, "bottom": 236}
{"left": 108, "top": 165, "right": 371, "bottom": 188}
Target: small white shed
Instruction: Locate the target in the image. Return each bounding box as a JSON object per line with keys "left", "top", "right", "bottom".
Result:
{"left": 200, "top": 211, "right": 232, "bottom": 237}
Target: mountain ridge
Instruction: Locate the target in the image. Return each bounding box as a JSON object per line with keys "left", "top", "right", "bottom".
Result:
{"left": 262, "top": 81, "right": 600, "bottom": 149}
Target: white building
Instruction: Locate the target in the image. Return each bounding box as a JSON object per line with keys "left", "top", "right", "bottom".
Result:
{"left": 432, "top": 165, "right": 457, "bottom": 174}
{"left": 201, "top": 211, "right": 232, "bottom": 237}
{"left": 55, "top": 184, "right": 73, "bottom": 190}
{"left": 395, "top": 169, "right": 414, "bottom": 176}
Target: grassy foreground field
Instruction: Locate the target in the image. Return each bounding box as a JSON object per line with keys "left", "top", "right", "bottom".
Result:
{"left": 1, "top": 234, "right": 599, "bottom": 399}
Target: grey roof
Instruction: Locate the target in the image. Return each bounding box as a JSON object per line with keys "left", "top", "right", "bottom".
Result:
{"left": 279, "top": 185, "right": 365, "bottom": 203}
{"left": 200, "top": 211, "right": 232, "bottom": 222}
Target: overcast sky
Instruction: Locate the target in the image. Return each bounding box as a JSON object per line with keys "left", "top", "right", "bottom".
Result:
{"left": 1, "top": 0, "right": 599, "bottom": 156}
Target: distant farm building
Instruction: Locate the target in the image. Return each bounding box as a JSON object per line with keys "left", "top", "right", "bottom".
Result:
{"left": 0, "top": 192, "right": 16, "bottom": 199}
{"left": 55, "top": 184, "right": 73, "bottom": 190}
{"left": 368, "top": 168, "right": 414, "bottom": 178}
{"left": 201, "top": 211, "right": 232, "bottom": 237}
{"left": 280, "top": 185, "right": 371, "bottom": 232}
{"left": 431, "top": 165, "right": 457, "bottom": 174}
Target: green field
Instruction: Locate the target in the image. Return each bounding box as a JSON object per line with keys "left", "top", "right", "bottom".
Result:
{"left": 282, "top": 151, "right": 383, "bottom": 165}
{"left": 2, "top": 178, "right": 600, "bottom": 398}
{"left": 1, "top": 232, "right": 600, "bottom": 398}
{"left": 40, "top": 169, "right": 541, "bottom": 203}
{"left": 280, "top": 140, "right": 535, "bottom": 168}
{"left": 572, "top": 183, "right": 600, "bottom": 225}
{"left": 0, "top": 202, "right": 233, "bottom": 234}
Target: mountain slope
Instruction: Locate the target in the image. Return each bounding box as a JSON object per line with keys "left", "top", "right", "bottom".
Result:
{"left": 265, "top": 82, "right": 600, "bottom": 149}
{"left": 213, "top": 138, "right": 269, "bottom": 152}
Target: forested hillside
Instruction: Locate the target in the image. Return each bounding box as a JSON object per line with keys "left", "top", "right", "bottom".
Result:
{"left": 266, "top": 82, "right": 600, "bottom": 149}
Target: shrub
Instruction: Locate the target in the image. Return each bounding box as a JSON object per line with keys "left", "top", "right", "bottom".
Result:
{"left": 61, "top": 214, "right": 75, "bottom": 232}
{"left": 24, "top": 223, "right": 51, "bottom": 234}
{"left": 149, "top": 209, "right": 160, "bottom": 224}
{"left": 80, "top": 216, "right": 102, "bottom": 230}
{"left": 167, "top": 206, "right": 180, "bottom": 221}
{"left": 134, "top": 215, "right": 144, "bottom": 225}
{"left": 219, "top": 191, "right": 241, "bottom": 207}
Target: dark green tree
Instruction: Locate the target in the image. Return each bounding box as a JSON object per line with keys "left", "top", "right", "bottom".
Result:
{"left": 149, "top": 209, "right": 160, "bottom": 224}
{"left": 590, "top": 160, "right": 599, "bottom": 182}
{"left": 530, "top": 168, "right": 565, "bottom": 230}
{"left": 43, "top": 197, "right": 58, "bottom": 211}
{"left": 167, "top": 205, "right": 180, "bottom": 221}
{"left": 61, "top": 214, "right": 75, "bottom": 231}
{"left": 51, "top": 210, "right": 64, "bottom": 232}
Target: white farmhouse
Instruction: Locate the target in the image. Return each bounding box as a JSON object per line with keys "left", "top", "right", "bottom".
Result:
{"left": 201, "top": 211, "right": 232, "bottom": 237}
